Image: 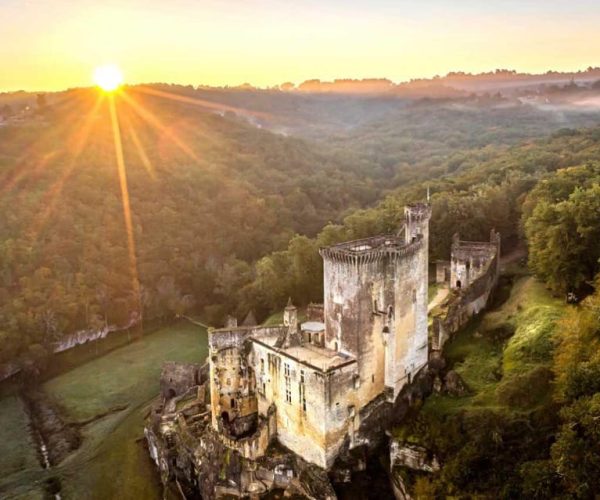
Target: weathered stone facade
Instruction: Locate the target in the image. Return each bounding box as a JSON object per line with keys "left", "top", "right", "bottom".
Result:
{"left": 435, "top": 260, "right": 450, "bottom": 284}
{"left": 145, "top": 365, "right": 336, "bottom": 499}
{"left": 160, "top": 362, "right": 203, "bottom": 400}
{"left": 202, "top": 204, "right": 432, "bottom": 471}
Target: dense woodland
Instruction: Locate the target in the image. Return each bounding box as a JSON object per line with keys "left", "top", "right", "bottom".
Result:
{"left": 247, "top": 126, "right": 600, "bottom": 312}
{"left": 2, "top": 85, "right": 600, "bottom": 367}
{"left": 1, "top": 81, "right": 600, "bottom": 496}
{"left": 0, "top": 88, "right": 380, "bottom": 366}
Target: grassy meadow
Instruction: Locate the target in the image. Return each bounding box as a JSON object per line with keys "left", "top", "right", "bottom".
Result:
{"left": 0, "top": 321, "right": 208, "bottom": 499}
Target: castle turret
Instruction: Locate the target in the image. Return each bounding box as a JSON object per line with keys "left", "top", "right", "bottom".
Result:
{"left": 404, "top": 203, "right": 431, "bottom": 246}
{"left": 283, "top": 297, "right": 298, "bottom": 332}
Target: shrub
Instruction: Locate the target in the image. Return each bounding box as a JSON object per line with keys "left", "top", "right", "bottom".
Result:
{"left": 496, "top": 366, "right": 553, "bottom": 408}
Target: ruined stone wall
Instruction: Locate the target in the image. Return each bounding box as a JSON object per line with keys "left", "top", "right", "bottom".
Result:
{"left": 451, "top": 247, "right": 494, "bottom": 290}
{"left": 450, "top": 231, "right": 500, "bottom": 291}
{"left": 218, "top": 405, "right": 277, "bottom": 460}
{"left": 433, "top": 250, "right": 499, "bottom": 351}
{"left": 160, "top": 362, "right": 200, "bottom": 400}
{"left": 208, "top": 326, "right": 284, "bottom": 429}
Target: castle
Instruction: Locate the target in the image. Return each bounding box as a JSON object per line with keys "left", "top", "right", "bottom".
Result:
{"left": 208, "top": 203, "right": 431, "bottom": 468}
{"left": 145, "top": 203, "right": 503, "bottom": 498}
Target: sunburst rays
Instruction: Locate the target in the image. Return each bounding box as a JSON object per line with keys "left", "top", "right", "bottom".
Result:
{"left": 28, "top": 93, "right": 105, "bottom": 237}
{"left": 124, "top": 113, "right": 156, "bottom": 179}
{"left": 10, "top": 81, "right": 262, "bottom": 324}
{"left": 120, "top": 90, "right": 201, "bottom": 163}
{"left": 108, "top": 93, "right": 142, "bottom": 315}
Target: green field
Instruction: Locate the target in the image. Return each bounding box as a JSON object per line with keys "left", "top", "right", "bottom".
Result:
{"left": 0, "top": 395, "right": 41, "bottom": 477}
{"left": 0, "top": 321, "right": 208, "bottom": 499}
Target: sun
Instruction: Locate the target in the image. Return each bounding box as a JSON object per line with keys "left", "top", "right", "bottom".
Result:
{"left": 93, "top": 64, "right": 123, "bottom": 92}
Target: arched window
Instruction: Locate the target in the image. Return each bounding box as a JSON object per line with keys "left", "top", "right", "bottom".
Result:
{"left": 456, "top": 280, "right": 462, "bottom": 289}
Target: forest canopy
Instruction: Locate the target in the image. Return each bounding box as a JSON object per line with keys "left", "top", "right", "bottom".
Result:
{"left": 2, "top": 86, "right": 600, "bottom": 370}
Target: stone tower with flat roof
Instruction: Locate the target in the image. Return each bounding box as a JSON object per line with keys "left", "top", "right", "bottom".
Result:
{"left": 320, "top": 203, "right": 431, "bottom": 401}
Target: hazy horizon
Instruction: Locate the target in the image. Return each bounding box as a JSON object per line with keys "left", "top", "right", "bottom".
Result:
{"left": 2, "top": 65, "right": 599, "bottom": 96}
{"left": 2, "top": 0, "right": 600, "bottom": 92}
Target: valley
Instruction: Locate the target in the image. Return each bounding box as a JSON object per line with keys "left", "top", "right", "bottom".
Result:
{"left": 0, "top": 322, "right": 207, "bottom": 499}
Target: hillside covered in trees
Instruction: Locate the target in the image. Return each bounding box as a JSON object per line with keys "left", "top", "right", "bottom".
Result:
{"left": 0, "top": 87, "right": 383, "bottom": 367}
{"left": 248, "top": 126, "right": 600, "bottom": 311}
{"left": 1, "top": 78, "right": 600, "bottom": 498}
{"left": 1, "top": 84, "right": 600, "bottom": 377}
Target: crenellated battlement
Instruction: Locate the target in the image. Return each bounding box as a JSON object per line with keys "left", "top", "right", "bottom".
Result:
{"left": 319, "top": 233, "right": 423, "bottom": 264}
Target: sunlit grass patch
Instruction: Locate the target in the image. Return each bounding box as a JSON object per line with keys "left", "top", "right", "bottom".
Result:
{"left": 482, "top": 277, "right": 558, "bottom": 332}
{"left": 41, "top": 321, "right": 208, "bottom": 499}
{"left": 263, "top": 309, "right": 307, "bottom": 326}
{"left": 44, "top": 322, "right": 207, "bottom": 421}
{"left": 263, "top": 310, "right": 284, "bottom": 325}
{"left": 503, "top": 306, "right": 562, "bottom": 373}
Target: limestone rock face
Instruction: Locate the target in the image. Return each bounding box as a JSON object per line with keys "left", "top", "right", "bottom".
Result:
{"left": 390, "top": 442, "right": 440, "bottom": 473}
{"left": 444, "top": 370, "right": 469, "bottom": 396}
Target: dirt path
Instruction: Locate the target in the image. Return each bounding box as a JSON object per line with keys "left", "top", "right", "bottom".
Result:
{"left": 428, "top": 286, "right": 449, "bottom": 312}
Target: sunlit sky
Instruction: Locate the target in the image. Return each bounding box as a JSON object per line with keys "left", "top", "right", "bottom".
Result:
{"left": 1, "top": 0, "right": 599, "bottom": 92}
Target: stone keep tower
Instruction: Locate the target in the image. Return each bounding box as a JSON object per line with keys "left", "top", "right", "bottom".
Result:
{"left": 320, "top": 203, "right": 431, "bottom": 402}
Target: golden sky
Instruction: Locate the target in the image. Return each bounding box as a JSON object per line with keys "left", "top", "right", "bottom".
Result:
{"left": 1, "top": 0, "right": 599, "bottom": 92}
